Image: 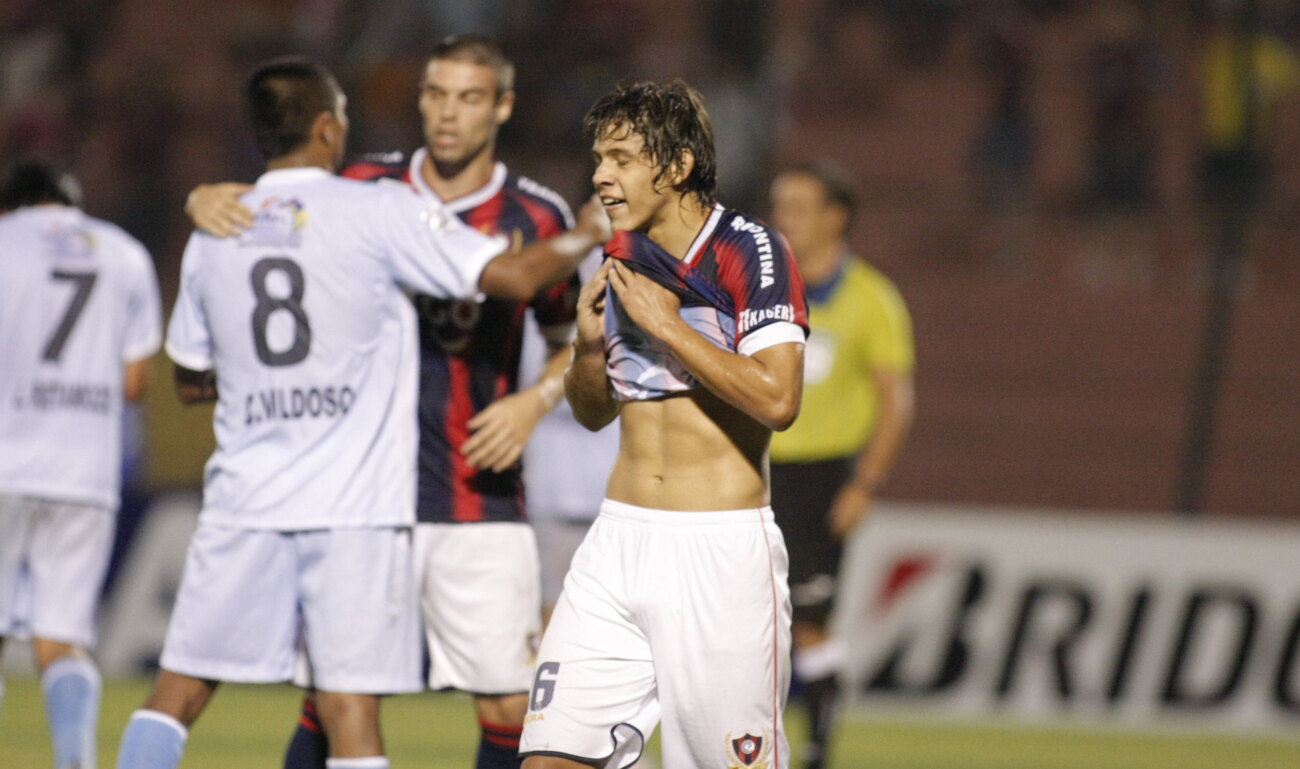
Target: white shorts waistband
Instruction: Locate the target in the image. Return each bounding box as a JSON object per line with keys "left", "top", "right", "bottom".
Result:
{"left": 598, "top": 498, "right": 774, "bottom": 526}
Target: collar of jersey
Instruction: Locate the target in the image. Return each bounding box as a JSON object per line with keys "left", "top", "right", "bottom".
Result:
{"left": 682, "top": 203, "right": 725, "bottom": 266}
{"left": 806, "top": 250, "right": 851, "bottom": 305}
{"left": 256, "top": 167, "right": 332, "bottom": 186}
{"left": 407, "top": 148, "right": 507, "bottom": 213}
{"left": 9, "top": 204, "right": 79, "bottom": 220}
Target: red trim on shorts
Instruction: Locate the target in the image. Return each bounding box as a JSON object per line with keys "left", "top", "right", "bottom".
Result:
{"left": 758, "top": 511, "right": 782, "bottom": 769}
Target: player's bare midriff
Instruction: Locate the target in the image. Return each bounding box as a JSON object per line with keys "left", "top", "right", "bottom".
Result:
{"left": 604, "top": 388, "right": 770, "bottom": 511}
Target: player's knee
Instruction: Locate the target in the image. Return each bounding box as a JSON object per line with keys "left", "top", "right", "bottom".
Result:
{"left": 31, "top": 638, "right": 84, "bottom": 671}
{"left": 473, "top": 691, "right": 529, "bottom": 726}
{"left": 314, "top": 691, "right": 380, "bottom": 727}
{"left": 143, "top": 670, "right": 218, "bottom": 726}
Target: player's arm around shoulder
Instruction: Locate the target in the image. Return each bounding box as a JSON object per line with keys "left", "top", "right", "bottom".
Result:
{"left": 184, "top": 182, "right": 255, "bottom": 237}
{"left": 477, "top": 195, "right": 610, "bottom": 301}
{"left": 564, "top": 259, "right": 620, "bottom": 431}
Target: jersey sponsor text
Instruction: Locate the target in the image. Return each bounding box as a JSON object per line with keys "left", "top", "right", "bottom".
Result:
{"left": 730, "top": 215, "right": 776, "bottom": 289}
{"left": 737, "top": 304, "right": 796, "bottom": 335}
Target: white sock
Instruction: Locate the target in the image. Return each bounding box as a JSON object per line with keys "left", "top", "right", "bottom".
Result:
{"left": 324, "top": 758, "right": 389, "bottom": 768}
{"left": 115, "top": 709, "right": 188, "bottom": 769}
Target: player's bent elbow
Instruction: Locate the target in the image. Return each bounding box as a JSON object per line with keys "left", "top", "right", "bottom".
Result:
{"left": 763, "top": 393, "right": 801, "bottom": 432}
{"left": 569, "top": 390, "right": 618, "bottom": 431}
{"left": 573, "top": 406, "right": 617, "bottom": 432}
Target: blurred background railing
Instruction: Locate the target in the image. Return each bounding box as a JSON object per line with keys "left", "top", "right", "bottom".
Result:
{"left": 3, "top": 0, "right": 1297, "bottom": 517}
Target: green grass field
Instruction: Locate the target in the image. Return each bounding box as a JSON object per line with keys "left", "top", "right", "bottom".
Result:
{"left": 2, "top": 676, "right": 1297, "bottom": 768}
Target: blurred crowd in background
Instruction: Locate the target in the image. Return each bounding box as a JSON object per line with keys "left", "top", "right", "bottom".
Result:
{"left": 3, "top": 0, "right": 1297, "bottom": 518}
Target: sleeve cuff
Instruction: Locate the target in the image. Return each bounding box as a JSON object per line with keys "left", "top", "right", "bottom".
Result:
{"left": 165, "top": 341, "right": 213, "bottom": 372}
{"left": 737, "top": 321, "right": 807, "bottom": 357}
{"left": 123, "top": 331, "right": 163, "bottom": 364}
{"left": 456, "top": 234, "right": 510, "bottom": 298}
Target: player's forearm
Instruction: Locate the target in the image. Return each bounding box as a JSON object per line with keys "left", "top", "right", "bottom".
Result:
{"left": 657, "top": 319, "right": 802, "bottom": 431}
{"left": 173, "top": 364, "right": 218, "bottom": 405}
{"left": 123, "top": 358, "right": 151, "bottom": 402}
{"left": 564, "top": 341, "right": 619, "bottom": 431}
{"left": 847, "top": 372, "right": 915, "bottom": 491}
{"left": 525, "top": 342, "right": 572, "bottom": 413}
{"left": 479, "top": 225, "right": 603, "bottom": 301}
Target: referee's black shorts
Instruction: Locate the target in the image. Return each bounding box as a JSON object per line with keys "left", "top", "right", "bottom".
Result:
{"left": 770, "top": 456, "right": 852, "bottom": 626}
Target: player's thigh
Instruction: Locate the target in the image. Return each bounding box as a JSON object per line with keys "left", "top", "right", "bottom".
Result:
{"left": 160, "top": 524, "right": 299, "bottom": 682}
{"left": 414, "top": 522, "right": 540, "bottom": 692}
{"left": 646, "top": 515, "right": 792, "bottom": 769}
{"left": 520, "top": 517, "right": 658, "bottom": 768}
{"left": 26, "top": 499, "right": 114, "bottom": 647}
{"left": 0, "top": 495, "right": 39, "bottom": 637}
{"left": 298, "top": 526, "right": 421, "bottom": 695}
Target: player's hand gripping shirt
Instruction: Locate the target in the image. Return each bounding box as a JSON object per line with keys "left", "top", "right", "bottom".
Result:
{"left": 344, "top": 151, "right": 579, "bottom": 523}
{"left": 165, "top": 167, "right": 505, "bottom": 530}
{"left": 0, "top": 206, "right": 162, "bottom": 508}
{"left": 603, "top": 204, "right": 809, "bottom": 401}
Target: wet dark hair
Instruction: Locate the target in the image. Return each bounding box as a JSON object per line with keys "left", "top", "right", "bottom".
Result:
{"left": 780, "top": 160, "right": 859, "bottom": 230}
{"left": 245, "top": 56, "right": 342, "bottom": 160}
{"left": 584, "top": 80, "right": 717, "bottom": 206}
{"left": 429, "top": 33, "right": 515, "bottom": 98}
{"left": 0, "top": 157, "right": 82, "bottom": 210}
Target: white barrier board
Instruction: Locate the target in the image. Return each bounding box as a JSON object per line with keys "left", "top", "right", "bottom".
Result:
{"left": 836, "top": 503, "right": 1300, "bottom": 735}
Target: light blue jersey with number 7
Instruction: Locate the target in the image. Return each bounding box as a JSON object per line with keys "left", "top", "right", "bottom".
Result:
{"left": 0, "top": 205, "right": 162, "bottom": 509}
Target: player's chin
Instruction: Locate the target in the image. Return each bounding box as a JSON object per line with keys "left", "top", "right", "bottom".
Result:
{"left": 604, "top": 204, "right": 636, "bottom": 231}
{"left": 431, "top": 146, "right": 467, "bottom": 165}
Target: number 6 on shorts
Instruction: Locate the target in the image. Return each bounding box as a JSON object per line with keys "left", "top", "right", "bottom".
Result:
{"left": 530, "top": 661, "right": 560, "bottom": 711}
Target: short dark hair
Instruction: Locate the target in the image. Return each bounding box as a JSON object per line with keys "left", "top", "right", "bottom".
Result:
{"left": 244, "top": 56, "right": 342, "bottom": 160}
{"left": 584, "top": 81, "right": 718, "bottom": 206}
{"left": 429, "top": 34, "right": 514, "bottom": 98}
{"left": 0, "top": 157, "right": 82, "bottom": 210}
{"left": 781, "top": 160, "right": 859, "bottom": 229}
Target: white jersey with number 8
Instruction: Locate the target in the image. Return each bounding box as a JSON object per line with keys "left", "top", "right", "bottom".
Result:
{"left": 165, "top": 167, "right": 505, "bottom": 530}
{"left": 0, "top": 205, "right": 162, "bottom": 509}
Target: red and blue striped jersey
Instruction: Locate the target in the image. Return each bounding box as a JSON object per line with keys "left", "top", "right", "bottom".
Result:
{"left": 343, "top": 149, "right": 579, "bottom": 523}
{"left": 603, "top": 204, "right": 809, "bottom": 401}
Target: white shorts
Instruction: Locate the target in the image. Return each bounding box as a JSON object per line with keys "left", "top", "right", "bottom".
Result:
{"left": 532, "top": 518, "right": 594, "bottom": 608}
{"left": 413, "top": 521, "right": 541, "bottom": 694}
{"left": 0, "top": 495, "right": 114, "bottom": 648}
{"left": 160, "top": 523, "right": 422, "bottom": 694}
{"left": 520, "top": 500, "right": 792, "bottom": 769}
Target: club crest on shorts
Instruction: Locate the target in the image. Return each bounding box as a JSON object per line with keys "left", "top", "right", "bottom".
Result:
{"left": 726, "top": 729, "right": 772, "bottom": 768}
